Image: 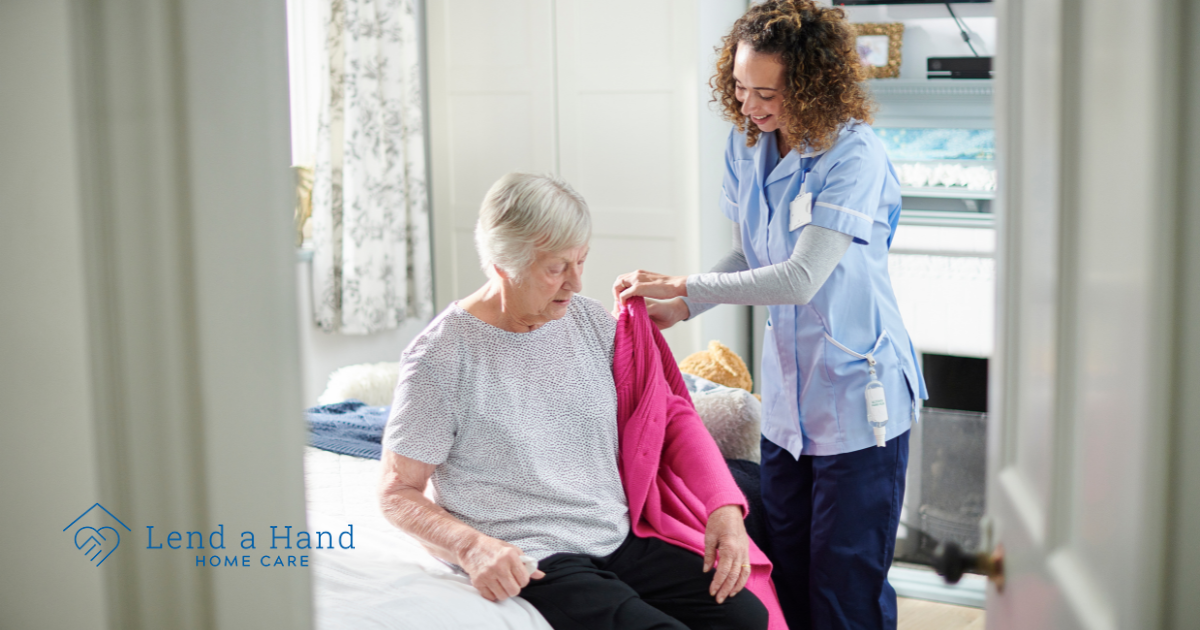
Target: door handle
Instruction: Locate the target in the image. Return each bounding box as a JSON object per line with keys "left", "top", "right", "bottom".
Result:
{"left": 931, "top": 540, "right": 1005, "bottom": 592}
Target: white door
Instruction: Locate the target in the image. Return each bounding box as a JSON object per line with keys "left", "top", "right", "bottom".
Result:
{"left": 426, "top": 0, "right": 558, "bottom": 305}
{"left": 427, "top": 0, "right": 703, "bottom": 359}
{"left": 553, "top": 0, "right": 700, "bottom": 356}
{"left": 986, "top": 0, "right": 1186, "bottom": 627}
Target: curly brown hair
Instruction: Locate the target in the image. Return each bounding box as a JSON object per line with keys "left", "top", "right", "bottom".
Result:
{"left": 713, "top": 0, "right": 874, "bottom": 152}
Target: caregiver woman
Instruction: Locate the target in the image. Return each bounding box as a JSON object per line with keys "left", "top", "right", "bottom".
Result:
{"left": 613, "top": 2, "right": 927, "bottom": 629}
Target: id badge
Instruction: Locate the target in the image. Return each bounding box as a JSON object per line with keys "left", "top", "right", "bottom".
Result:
{"left": 789, "top": 191, "right": 813, "bottom": 231}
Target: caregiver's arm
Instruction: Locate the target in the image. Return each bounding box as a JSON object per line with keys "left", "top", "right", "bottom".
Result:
{"left": 677, "top": 222, "right": 751, "bottom": 320}
{"left": 686, "top": 223, "right": 852, "bottom": 307}
{"left": 379, "top": 450, "right": 544, "bottom": 601}
{"left": 618, "top": 223, "right": 851, "bottom": 327}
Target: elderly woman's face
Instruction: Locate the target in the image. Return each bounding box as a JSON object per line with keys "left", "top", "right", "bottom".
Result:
{"left": 506, "top": 245, "right": 588, "bottom": 324}
{"left": 733, "top": 43, "right": 785, "bottom": 134}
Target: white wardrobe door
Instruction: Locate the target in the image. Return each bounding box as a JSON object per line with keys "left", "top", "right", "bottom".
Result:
{"left": 555, "top": 0, "right": 701, "bottom": 358}
{"left": 428, "top": 0, "right": 703, "bottom": 359}
{"left": 427, "top": 0, "right": 558, "bottom": 306}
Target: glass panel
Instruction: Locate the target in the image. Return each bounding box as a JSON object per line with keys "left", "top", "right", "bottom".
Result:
{"left": 876, "top": 127, "right": 996, "bottom": 161}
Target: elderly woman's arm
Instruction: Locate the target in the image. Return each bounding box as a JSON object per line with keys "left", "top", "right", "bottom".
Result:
{"left": 378, "top": 450, "right": 544, "bottom": 602}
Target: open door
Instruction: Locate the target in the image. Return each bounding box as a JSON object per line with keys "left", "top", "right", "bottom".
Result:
{"left": 984, "top": 0, "right": 1195, "bottom": 628}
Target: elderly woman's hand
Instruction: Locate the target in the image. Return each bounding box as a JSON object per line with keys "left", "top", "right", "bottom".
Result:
{"left": 459, "top": 534, "right": 545, "bottom": 602}
{"left": 612, "top": 270, "right": 688, "bottom": 306}
{"left": 703, "top": 504, "right": 752, "bottom": 604}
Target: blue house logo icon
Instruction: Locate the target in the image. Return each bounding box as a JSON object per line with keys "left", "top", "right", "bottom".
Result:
{"left": 64, "top": 503, "right": 131, "bottom": 567}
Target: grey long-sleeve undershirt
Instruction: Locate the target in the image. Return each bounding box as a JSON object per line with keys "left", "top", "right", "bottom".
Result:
{"left": 681, "top": 223, "right": 853, "bottom": 319}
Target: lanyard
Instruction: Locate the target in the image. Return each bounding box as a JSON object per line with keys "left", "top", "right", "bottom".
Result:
{"left": 824, "top": 332, "right": 891, "bottom": 448}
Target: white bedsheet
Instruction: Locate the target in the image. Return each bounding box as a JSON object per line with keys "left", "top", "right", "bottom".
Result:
{"left": 304, "top": 447, "right": 553, "bottom": 630}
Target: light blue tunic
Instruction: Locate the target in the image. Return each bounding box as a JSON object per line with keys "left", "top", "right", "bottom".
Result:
{"left": 721, "top": 124, "right": 928, "bottom": 458}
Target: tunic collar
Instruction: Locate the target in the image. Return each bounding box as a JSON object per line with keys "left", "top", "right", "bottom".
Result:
{"left": 760, "top": 132, "right": 830, "bottom": 187}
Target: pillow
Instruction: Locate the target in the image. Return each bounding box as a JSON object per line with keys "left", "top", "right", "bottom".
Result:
{"left": 318, "top": 362, "right": 400, "bottom": 407}
{"left": 684, "top": 374, "right": 762, "bottom": 463}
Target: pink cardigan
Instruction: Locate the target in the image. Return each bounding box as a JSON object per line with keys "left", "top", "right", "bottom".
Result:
{"left": 613, "top": 298, "right": 788, "bottom": 630}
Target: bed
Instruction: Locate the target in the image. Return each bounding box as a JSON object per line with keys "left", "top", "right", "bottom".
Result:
{"left": 305, "top": 361, "right": 762, "bottom": 630}
{"left": 305, "top": 446, "right": 553, "bottom": 629}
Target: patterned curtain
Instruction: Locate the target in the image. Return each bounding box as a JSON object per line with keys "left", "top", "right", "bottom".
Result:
{"left": 311, "top": 0, "right": 433, "bottom": 334}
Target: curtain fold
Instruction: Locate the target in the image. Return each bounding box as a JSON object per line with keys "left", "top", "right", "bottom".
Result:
{"left": 312, "top": 0, "right": 432, "bottom": 334}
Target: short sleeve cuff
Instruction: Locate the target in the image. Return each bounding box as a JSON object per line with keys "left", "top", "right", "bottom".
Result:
{"left": 811, "top": 201, "right": 873, "bottom": 245}
{"left": 383, "top": 436, "right": 450, "bottom": 466}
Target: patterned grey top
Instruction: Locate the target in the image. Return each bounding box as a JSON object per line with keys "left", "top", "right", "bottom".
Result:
{"left": 384, "top": 296, "right": 630, "bottom": 560}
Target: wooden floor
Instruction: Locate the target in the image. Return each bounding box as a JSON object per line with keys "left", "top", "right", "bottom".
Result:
{"left": 898, "top": 597, "right": 985, "bottom": 630}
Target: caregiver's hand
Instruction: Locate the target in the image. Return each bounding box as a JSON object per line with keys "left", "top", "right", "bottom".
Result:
{"left": 703, "top": 504, "right": 752, "bottom": 604}
{"left": 646, "top": 298, "right": 690, "bottom": 330}
{"left": 459, "top": 534, "right": 545, "bottom": 602}
{"left": 612, "top": 270, "right": 688, "bottom": 305}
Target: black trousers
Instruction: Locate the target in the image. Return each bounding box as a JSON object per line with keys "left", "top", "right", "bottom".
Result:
{"left": 519, "top": 532, "right": 769, "bottom": 630}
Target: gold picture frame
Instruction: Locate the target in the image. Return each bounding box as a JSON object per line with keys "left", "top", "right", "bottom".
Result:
{"left": 852, "top": 23, "right": 904, "bottom": 79}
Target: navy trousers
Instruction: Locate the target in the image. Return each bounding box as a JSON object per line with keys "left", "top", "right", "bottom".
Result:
{"left": 759, "top": 431, "right": 909, "bottom": 630}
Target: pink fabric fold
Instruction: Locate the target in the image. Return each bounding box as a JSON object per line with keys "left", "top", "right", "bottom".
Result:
{"left": 613, "top": 297, "right": 788, "bottom": 630}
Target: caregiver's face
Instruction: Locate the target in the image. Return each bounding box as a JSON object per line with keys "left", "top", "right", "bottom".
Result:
{"left": 508, "top": 245, "right": 588, "bottom": 325}
{"left": 733, "top": 43, "right": 786, "bottom": 134}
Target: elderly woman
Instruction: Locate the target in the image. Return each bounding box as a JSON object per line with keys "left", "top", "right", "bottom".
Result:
{"left": 378, "top": 172, "right": 769, "bottom": 630}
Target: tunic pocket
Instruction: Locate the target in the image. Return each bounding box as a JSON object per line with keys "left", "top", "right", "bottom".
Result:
{"left": 822, "top": 329, "right": 913, "bottom": 437}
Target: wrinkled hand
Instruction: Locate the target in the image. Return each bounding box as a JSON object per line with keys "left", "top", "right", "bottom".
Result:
{"left": 703, "top": 504, "right": 751, "bottom": 604}
{"left": 612, "top": 270, "right": 688, "bottom": 306}
{"left": 459, "top": 535, "right": 545, "bottom": 602}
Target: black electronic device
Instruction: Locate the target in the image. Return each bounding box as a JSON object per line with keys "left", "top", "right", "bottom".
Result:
{"left": 835, "top": 0, "right": 993, "bottom": 4}
{"left": 927, "top": 56, "right": 992, "bottom": 79}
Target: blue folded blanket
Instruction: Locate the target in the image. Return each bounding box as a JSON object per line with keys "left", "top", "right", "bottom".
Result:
{"left": 305, "top": 400, "right": 388, "bottom": 460}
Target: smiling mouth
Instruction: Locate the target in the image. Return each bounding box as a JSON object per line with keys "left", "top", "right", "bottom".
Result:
{"left": 752, "top": 115, "right": 770, "bottom": 122}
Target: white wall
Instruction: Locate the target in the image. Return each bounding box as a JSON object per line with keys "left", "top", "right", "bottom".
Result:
{"left": 0, "top": 2, "right": 109, "bottom": 627}
{"left": 694, "top": 0, "right": 753, "bottom": 365}
{"left": 295, "top": 259, "right": 428, "bottom": 405}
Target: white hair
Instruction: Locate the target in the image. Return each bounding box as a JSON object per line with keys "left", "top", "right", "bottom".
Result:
{"left": 475, "top": 173, "right": 591, "bottom": 281}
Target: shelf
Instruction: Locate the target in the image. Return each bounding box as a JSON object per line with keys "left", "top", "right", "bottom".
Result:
{"left": 901, "top": 186, "right": 995, "bottom": 200}
{"left": 868, "top": 79, "right": 994, "bottom": 129}
{"left": 869, "top": 78, "right": 994, "bottom": 98}
{"left": 898, "top": 209, "right": 994, "bottom": 230}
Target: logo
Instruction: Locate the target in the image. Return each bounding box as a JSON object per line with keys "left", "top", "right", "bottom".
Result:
{"left": 64, "top": 503, "right": 131, "bottom": 567}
